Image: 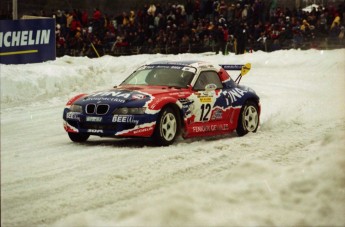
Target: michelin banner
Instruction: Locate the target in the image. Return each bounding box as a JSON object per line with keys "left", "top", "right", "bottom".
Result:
{"left": 0, "top": 19, "right": 56, "bottom": 64}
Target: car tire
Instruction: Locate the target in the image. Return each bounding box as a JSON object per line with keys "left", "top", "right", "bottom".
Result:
{"left": 68, "top": 132, "right": 90, "bottom": 142}
{"left": 236, "top": 101, "right": 259, "bottom": 136}
{"left": 153, "top": 107, "right": 180, "bottom": 146}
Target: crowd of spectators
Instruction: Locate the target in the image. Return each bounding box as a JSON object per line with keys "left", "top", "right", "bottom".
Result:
{"left": 50, "top": 0, "right": 345, "bottom": 57}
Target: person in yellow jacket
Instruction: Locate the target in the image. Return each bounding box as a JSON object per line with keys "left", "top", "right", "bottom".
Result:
{"left": 331, "top": 16, "right": 340, "bottom": 29}
{"left": 300, "top": 19, "right": 310, "bottom": 31}
{"left": 129, "top": 10, "right": 136, "bottom": 25}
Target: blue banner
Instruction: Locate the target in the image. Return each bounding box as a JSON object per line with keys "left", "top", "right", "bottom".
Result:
{"left": 0, "top": 19, "right": 56, "bottom": 64}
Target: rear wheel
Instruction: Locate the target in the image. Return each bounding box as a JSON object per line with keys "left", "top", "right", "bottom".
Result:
{"left": 236, "top": 101, "right": 259, "bottom": 136}
{"left": 68, "top": 132, "right": 90, "bottom": 142}
{"left": 153, "top": 107, "right": 180, "bottom": 146}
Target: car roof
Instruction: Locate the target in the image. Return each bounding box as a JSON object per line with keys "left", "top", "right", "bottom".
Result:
{"left": 147, "top": 60, "right": 218, "bottom": 70}
{"left": 149, "top": 60, "right": 201, "bottom": 66}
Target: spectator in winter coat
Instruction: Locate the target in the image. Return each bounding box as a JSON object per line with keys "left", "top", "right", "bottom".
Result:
{"left": 214, "top": 25, "right": 227, "bottom": 54}
{"left": 70, "top": 17, "right": 82, "bottom": 35}
{"left": 148, "top": 4, "right": 156, "bottom": 16}
{"left": 93, "top": 8, "right": 102, "bottom": 21}
{"left": 300, "top": 19, "right": 310, "bottom": 31}
{"left": 329, "top": 21, "right": 341, "bottom": 44}
{"left": 129, "top": 10, "right": 136, "bottom": 25}
{"left": 66, "top": 12, "right": 73, "bottom": 29}
{"left": 235, "top": 22, "right": 248, "bottom": 54}
{"left": 55, "top": 10, "right": 63, "bottom": 25}
{"left": 121, "top": 12, "right": 129, "bottom": 26}
{"left": 331, "top": 16, "right": 341, "bottom": 29}
{"left": 92, "top": 8, "right": 103, "bottom": 34}
{"left": 81, "top": 10, "right": 88, "bottom": 26}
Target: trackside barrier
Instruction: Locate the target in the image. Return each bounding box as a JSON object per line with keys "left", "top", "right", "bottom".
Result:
{"left": 0, "top": 19, "right": 56, "bottom": 64}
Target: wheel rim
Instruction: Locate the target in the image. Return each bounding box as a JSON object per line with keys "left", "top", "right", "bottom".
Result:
{"left": 161, "top": 112, "right": 177, "bottom": 141}
{"left": 243, "top": 105, "right": 258, "bottom": 132}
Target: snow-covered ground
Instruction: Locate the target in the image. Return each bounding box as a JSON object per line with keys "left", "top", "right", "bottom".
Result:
{"left": 1, "top": 49, "right": 345, "bottom": 226}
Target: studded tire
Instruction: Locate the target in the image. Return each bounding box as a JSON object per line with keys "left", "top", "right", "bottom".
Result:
{"left": 236, "top": 101, "right": 259, "bottom": 136}
{"left": 153, "top": 107, "right": 180, "bottom": 146}
{"left": 68, "top": 132, "right": 90, "bottom": 142}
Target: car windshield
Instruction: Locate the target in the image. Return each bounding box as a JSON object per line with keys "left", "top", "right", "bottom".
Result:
{"left": 121, "top": 66, "right": 196, "bottom": 88}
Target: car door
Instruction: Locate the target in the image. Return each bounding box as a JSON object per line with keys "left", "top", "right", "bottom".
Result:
{"left": 190, "top": 70, "right": 224, "bottom": 123}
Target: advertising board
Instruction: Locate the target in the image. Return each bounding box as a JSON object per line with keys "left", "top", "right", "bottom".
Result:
{"left": 0, "top": 19, "right": 55, "bottom": 64}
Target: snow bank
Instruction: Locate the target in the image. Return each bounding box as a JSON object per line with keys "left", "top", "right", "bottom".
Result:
{"left": 2, "top": 49, "right": 343, "bottom": 108}
{"left": 1, "top": 55, "right": 139, "bottom": 106}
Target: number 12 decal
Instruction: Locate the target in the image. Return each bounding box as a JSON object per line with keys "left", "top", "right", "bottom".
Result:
{"left": 200, "top": 104, "right": 211, "bottom": 121}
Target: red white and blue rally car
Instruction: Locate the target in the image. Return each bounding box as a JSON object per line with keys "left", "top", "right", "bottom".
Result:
{"left": 63, "top": 60, "right": 260, "bottom": 146}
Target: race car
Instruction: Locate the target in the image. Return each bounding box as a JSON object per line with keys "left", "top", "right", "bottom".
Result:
{"left": 63, "top": 60, "right": 260, "bottom": 146}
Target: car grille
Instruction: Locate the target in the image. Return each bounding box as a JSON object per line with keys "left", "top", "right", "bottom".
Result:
{"left": 86, "top": 104, "right": 109, "bottom": 115}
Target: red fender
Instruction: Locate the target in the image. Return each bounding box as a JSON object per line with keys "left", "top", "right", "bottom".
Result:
{"left": 148, "top": 96, "right": 179, "bottom": 110}
{"left": 66, "top": 93, "right": 88, "bottom": 106}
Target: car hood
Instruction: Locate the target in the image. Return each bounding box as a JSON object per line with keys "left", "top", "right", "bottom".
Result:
{"left": 74, "top": 85, "right": 189, "bottom": 106}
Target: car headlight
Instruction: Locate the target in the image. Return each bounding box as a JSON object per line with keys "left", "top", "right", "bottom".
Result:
{"left": 113, "top": 107, "right": 146, "bottom": 115}
{"left": 70, "top": 104, "right": 82, "bottom": 113}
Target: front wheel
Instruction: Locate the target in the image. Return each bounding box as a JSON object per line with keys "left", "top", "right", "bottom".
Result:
{"left": 153, "top": 107, "right": 180, "bottom": 146}
{"left": 68, "top": 132, "right": 90, "bottom": 142}
{"left": 236, "top": 101, "right": 259, "bottom": 136}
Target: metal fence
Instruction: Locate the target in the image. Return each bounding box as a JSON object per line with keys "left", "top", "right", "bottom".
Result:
{"left": 57, "top": 37, "right": 344, "bottom": 58}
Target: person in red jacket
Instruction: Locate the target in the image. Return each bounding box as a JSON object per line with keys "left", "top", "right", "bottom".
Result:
{"left": 92, "top": 8, "right": 103, "bottom": 34}
{"left": 93, "top": 8, "right": 102, "bottom": 21}
{"left": 81, "top": 10, "right": 88, "bottom": 26}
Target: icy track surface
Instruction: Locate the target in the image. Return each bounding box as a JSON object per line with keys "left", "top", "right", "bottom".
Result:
{"left": 1, "top": 49, "right": 345, "bottom": 226}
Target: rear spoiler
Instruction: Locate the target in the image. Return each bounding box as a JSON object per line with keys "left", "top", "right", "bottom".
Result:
{"left": 219, "top": 63, "right": 251, "bottom": 84}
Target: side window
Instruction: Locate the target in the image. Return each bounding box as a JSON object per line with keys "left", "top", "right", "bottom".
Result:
{"left": 193, "top": 71, "right": 223, "bottom": 90}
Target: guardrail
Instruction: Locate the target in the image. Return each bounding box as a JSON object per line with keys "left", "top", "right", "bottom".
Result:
{"left": 56, "top": 38, "right": 344, "bottom": 58}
